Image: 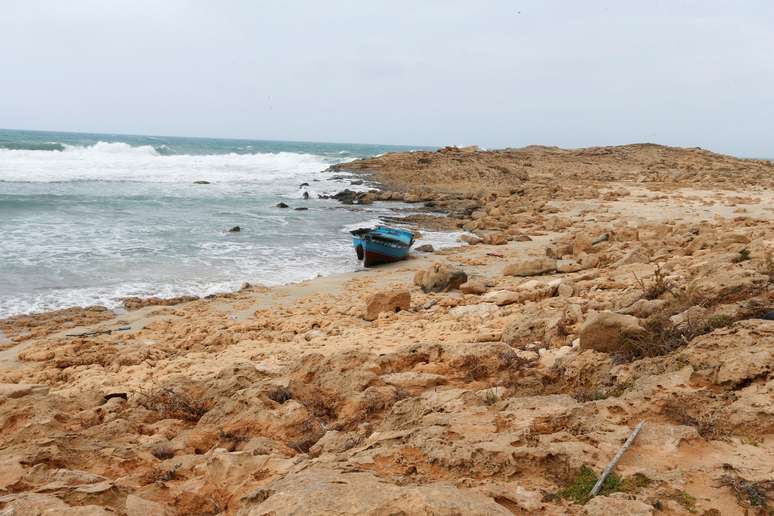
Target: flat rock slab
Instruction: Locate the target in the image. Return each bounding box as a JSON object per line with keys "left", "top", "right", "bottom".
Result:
{"left": 0, "top": 383, "right": 49, "bottom": 400}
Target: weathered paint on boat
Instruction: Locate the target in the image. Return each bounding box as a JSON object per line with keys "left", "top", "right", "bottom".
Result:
{"left": 350, "top": 225, "right": 414, "bottom": 267}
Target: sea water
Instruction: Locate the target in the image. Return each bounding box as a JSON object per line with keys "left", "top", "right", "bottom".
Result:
{"left": 0, "top": 129, "right": 452, "bottom": 318}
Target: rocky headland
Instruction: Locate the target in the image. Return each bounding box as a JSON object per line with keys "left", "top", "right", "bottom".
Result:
{"left": 1, "top": 144, "right": 773, "bottom": 515}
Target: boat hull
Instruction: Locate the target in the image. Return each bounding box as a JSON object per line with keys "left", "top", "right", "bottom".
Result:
{"left": 362, "top": 238, "right": 410, "bottom": 267}
{"left": 351, "top": 225, "right": 414, "bottom": 266}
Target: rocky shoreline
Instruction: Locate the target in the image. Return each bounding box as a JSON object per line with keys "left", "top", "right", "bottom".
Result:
{"left": 1, "top": 143, "right": 773, "bottom": 515}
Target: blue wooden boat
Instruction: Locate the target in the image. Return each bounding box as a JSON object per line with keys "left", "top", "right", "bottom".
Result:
{"left": 350, "top": 225, "right": 414, "bottom": 267}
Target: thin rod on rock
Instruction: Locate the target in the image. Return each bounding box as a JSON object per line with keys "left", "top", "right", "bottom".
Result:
{"left": 590, "top": 420, "right": 645, "bottom": 497}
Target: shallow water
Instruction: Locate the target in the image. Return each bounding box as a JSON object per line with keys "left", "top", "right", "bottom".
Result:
{"left": 0, "top": 129, "right": 447, "bottom": 317}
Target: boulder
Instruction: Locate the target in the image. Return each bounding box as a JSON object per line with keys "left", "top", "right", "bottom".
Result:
{"left": 228, "top": 226, "right": 241, "bottom": 232}
{"left": 482, "top": 233, "right": 507, "bottom": 245}
{"left": 502, "top": 257, "right": 557, "bottom": 277}
{"left": 364, "top": 290, "right": 411, "bottom": 321}
{"left": 460, "top": 280, "right": 487, "bottom": 295}
{"left": 459, "top": 234, "right": 483, "bottom": 245}
{"left": 414, "top": 263, "right": 467, "bottom": 293}
{"left": 579, "top": 312, "right": 646, "bottom": 353}
{"left": 415, "top": 244, "right": 434, "bottom": 253}
{"left": 275, "top": 202, "right": 289, "bottom": 208}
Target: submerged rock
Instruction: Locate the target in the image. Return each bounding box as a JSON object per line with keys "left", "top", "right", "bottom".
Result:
{"left": 275, "top": 202, "right": 289, "bottom": 208}
{"left": 228, "top": 226, "right": 241, "bottom": 232}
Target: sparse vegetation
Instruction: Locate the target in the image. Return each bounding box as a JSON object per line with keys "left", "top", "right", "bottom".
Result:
{"left": 267, "top": 385, "right": 293, "bottom": 404}
{"left": 633, "top": 263, "right": 675, "bottom": 300}
{"left": 136, "top": 387, "right": 212, "bottom": 422}
{"left": 558, "top": 465, "right": 622, "bottom": 504}
{"left": 733, "top": 247, "right": 751, "bottom": 263}
{"left": 151, "top": 446, "right": 175, "bottom": 460}
{"left": 482, "top": 388, "right": 500, "bottom": 405}
{"left": 675, "top": 490, "right": 697, "bottom": 511}
{"left": 718, "top": 474, "right": 774, "bottom": 514}
{"left": 764, "top": 250, "right": 774, "bottom": 283}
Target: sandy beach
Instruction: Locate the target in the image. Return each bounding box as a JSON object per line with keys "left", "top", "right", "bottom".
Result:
{"left": 1, "top": 144, "right": 773, "bottom": 515}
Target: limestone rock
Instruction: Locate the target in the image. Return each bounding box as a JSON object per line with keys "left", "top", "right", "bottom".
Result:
{"left": 238, "top": 466, "right": 511, "bottom": 515}
{"left": 414, "top": 263, "right": 467, "bottom": 293}
{"left": 460, "top": 280, "right": 487, "bottom": 295}
{"left": 449, "top": 303, "right": 499, "bottom": 319}
{"left": 126, "top": 495, "right": 173, "bottom": 516}
{"left": 481, "top": 290, "right": 520, "bottom": 306}
{"left": 460, "top": 234, "right": 483, "bottom": 245}
{"left": 364, "top": 290, "right": 411, "bottom": 321}
{"left": 502, "top": 257, "right": 557, "bottom": 277}
{"left": 584, "top": 495, "right": 654, "bottom": 515}
{"left": 0, "top": 383, "right": 49, "bottom": 400}
{"left": 620, "top": 298, "right": 667, "bottom": 318}
{"left": 380, "top": 372, "right": 447, "bottom": 390}
{"left": 689, "top": 268, "right": 768, "bottom": 300}
{"left": 482, "top": 232, "right": 507, "bottom": 245}
{"left": 579, "top": 312, "right": 646, "bottom": 353}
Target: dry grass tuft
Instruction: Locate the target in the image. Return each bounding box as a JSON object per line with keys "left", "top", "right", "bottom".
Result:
{"left": 718, "top": 473, "right": 774, "bottom": 514}
{"left": 137, "top": 387, "right": 212, "bottom": 422}
{"left": 633, "top": 263, "right": 675, "bottom": 300}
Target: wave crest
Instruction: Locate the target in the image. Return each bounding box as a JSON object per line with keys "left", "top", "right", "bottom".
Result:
{"left": 0, "top": 142, "right": 342, "bottom": 183}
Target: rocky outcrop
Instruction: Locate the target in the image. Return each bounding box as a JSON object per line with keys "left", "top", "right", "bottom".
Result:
{"left": 238, "top": 466, "right": 512, "bottom": 515}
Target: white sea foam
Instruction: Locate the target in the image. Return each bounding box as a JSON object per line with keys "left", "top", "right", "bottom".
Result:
{"left": 0, "top": 142, "right": 337, "bottom": 184}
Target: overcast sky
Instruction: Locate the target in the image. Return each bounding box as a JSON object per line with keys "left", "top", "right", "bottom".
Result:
{"left": 2, "top": 0, "right": 773, "bottom": 155}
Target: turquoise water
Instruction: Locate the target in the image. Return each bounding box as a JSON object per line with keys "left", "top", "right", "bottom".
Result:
{"left": 0, "top": 129, "right": 447, "bottom": 318}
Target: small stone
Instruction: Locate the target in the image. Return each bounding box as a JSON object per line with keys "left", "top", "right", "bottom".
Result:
{"left": 415, "top": 244, "right": 434, "bottom": 253}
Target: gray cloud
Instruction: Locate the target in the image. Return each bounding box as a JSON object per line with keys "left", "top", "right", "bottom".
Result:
{"left": 2, "top": 0, "right": 772, "bottom": 155}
